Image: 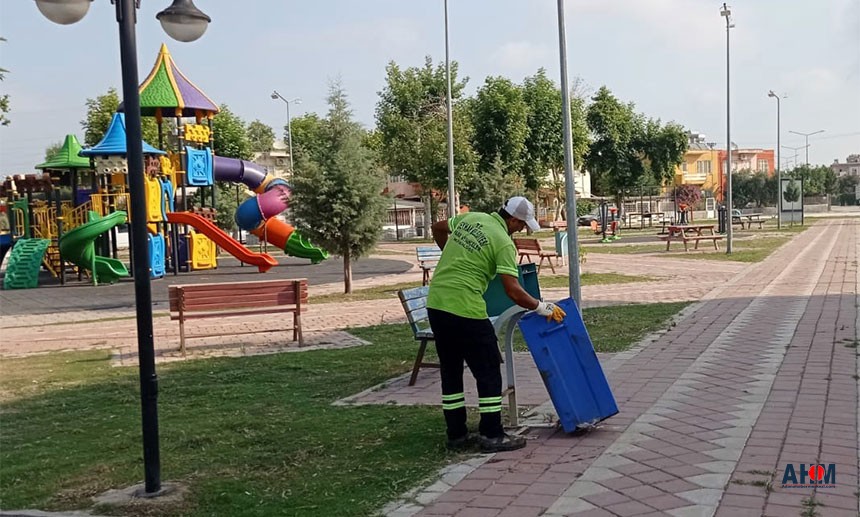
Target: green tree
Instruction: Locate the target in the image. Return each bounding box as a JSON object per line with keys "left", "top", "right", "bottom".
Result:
{"left": 521, "top": 69, "right": 589, "bottom": 220}
{"left": 290, "top": 82, "right": 387, "bottom": 294}
{"left": 81, "top": 87, "right": 159, "bottom": 147}
{"left": 44, "top": 141, "right": 63, "bottom": 162}
{"left": 212, "top": 104, "right": 252, "bottom": 160}
{"left": 460, "top": 157, "right": 526, "bottom": 213}
{"left": 639, "top": 120, "right": 688, "bottom": 185}
{"left": 585, "top": 87, "right": 645, "bottom": 206}
{"left": 836, "top": 175, "right": 858, "bottom": 205}
{"left": 289, "top": 113, "right": 326, "bottom": 163}
{"left": 0, "top": 37, "right": 10, "bottom": 126}
{"left": 246, "top": 119, "right": 275, "bottom": 153}
{"left": 470, "top": 76, "right": 528, "bottom": 175}
{"left": 375, "top": 57, "right": 477, "bottom": 231}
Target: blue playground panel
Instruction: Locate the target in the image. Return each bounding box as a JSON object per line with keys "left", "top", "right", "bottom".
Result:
{"left": 483, "top": 263, "right": 540, "bottom": 317}
{"left": 149, "top": 234, "right": 165, "bottom": 278}
{"left": 518, "top": 297, "right": 618, "bottom": 432}
{"left": 185, "top": 146, "right": 213, "bottom": 186}
{"left": 177, "top": 234, "right": 189, "bottom": 272}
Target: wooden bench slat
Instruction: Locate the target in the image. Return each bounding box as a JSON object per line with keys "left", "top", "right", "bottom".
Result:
{"left": 169, "top": 278, "right": 307, "bottom": 354}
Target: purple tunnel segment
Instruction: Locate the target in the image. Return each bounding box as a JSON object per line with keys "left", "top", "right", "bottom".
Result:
{"left": 212, "top": 155, "right": 268, "bottom": 190}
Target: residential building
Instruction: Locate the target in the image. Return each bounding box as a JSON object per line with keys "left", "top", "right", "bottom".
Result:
{"left": 251, "top": 140, "right": 290, "bottom": 179}
{"left": 831, "top": 154, "right": 860, "bottom": 177}
{"left": 716, "top": 145, "right": 775, "bottom": 201}
{"left": 674, "top": 132, "right": 721, "bottom": 194}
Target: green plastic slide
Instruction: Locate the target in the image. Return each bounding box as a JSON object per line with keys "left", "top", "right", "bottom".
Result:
{"left": 2, "top": 238, "right": 50, "bottom": 290}
{"left": 285, "top": 231, "right": 328, "bottom": 264}
{"left": 59, "top": 211, "right": 130, "bottom": 285}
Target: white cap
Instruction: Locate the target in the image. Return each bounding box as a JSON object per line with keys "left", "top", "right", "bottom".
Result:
{"left": 502, "top": 196, "right": 540, "bottom": 231}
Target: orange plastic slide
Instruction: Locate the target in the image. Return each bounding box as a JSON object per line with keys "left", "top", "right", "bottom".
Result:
{"left": 166, "top": 212, "right": 279, "bottom": 273}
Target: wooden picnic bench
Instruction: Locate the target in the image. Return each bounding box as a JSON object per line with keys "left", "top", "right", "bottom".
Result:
{"left": 168, "top": 278, "right": 308, "bottom": 354}
{"left": 416, "top": 246, "right": 442, "bottom": 286}
{"left": 660, "top": 224, "right": 723, "bottom": 252}
{"left": 514, "top": 238, "right": 557, "bottom": 274}
{"left": 732, "top": 213, "right": 766, "bottom": 229}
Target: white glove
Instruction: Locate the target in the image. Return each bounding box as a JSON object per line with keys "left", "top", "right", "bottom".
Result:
{"left": 534, "top": 301, "right": 567, "bottom": 323}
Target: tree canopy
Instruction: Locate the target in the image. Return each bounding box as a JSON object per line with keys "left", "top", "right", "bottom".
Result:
{"left": 211, "top": 104, "right": 252, "bottom": 160}
{"left": 290, "top": 82, "right": 387, "bottom": 294}
{"left": 81, "top": 88, "right": 160, "bottom": 147}
{"left": 246, "top": 119, "right": 275, "bottom": 153}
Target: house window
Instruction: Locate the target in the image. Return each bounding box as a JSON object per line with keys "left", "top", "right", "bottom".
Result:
{"left": 758, "top": 160, "right": 768, "bottom": 172}
{"left": 696, "top": 161, "right": 711, "bottom": 174}
{"left": 276, "top": 159, "right": 286, "bottom": 166}
{"left": 682, "top": 162, "right": 688, "bottom": 172}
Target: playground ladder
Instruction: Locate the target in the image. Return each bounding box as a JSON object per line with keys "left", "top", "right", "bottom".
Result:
{"left": 2, "top": 238, "right": 50, "bottom": 290}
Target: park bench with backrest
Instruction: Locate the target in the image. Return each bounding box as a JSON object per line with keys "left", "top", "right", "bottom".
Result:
{"left": 397, "top": 286, "right": 439, "bottom": 385}
{"left": 416, "top": 246, "right": 442, "bottom": 286}
{"left": 168, "top": 278, "right": 307, "bottom": 355}
{"left": 513, "top": 238, "right": 557, "bottom": 274}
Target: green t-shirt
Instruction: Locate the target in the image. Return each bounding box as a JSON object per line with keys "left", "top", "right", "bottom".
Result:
{"left": 426, "top": 212, "right": 519, "bottom": 319}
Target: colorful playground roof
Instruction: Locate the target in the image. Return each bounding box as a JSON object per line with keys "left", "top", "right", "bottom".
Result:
{"left": 121, "top": 43, "right": 219, "bottom": 118}
{"left": 79, "top": 113, "right": 166, "bottom": 157}
{"left": 35, "top": 134, "right": 92, "bottom": 170}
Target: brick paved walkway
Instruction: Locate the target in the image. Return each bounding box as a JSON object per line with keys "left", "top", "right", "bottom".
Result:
{"left": 374, "top": 219, "right": 858, "bottom": 517}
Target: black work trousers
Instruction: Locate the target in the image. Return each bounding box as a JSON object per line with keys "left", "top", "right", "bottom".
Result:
{"left": 427, "top": 308, "right": 504, "bottom": 440}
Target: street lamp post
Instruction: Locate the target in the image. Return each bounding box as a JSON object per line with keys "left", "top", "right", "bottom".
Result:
{"left": 444, "top": 0, "right": 457, "bottom": 218}
{"left": 788, "top": 129, "right": 825, "bottom": 168}
{"left": 271, "top": 91, "right": 301, "bottom": 172}
{"left": 35, "top": 0, "right": 211, "bottom": 495}
{"left": 556, "top": 0, "right": 582, "bottom": 309}
{"left": 721, "top": 3, "right": 734, "bottom": 254}
{"left": 768, "top": 90, "right": 781, "bottom": 229}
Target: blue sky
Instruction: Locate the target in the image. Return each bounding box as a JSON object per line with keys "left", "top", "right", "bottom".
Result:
{"left": 1, "top": 0, "right": 858, "bottom": 174}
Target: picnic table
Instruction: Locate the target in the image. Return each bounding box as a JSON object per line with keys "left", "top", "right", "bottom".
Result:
{"left": 660, "top": 224, "right": 723, "bottom": 252}
{"left": 732, "top": 212, "right": 766, "bottom": 229}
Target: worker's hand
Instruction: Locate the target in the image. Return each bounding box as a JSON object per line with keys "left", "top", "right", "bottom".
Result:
{"left": 535, "top": 301, "right": 566, "bottom": 323}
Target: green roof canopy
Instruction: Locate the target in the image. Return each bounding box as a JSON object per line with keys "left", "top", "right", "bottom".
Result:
{"left": 35, "top": 134, "right": 92, "bottom": 170}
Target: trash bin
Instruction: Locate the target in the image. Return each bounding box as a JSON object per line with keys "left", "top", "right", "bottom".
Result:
{"left": 518, "top": 297, "right": 619, "bottom": 432}
{"left": 717, "top": 205, "right": 727, "bottom": 234}
{"left": 554, "top": 230, "right": 568, "bottom": 259}
{"left": 483, "top": 263, "right": 541, "bottom": 318}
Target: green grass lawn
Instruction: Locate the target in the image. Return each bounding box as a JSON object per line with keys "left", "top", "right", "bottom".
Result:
{"left": 0, "top": 302, "right": 688, "bottom": 517}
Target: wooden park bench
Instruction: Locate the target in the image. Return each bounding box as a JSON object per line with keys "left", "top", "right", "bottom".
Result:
{"left": 514, "top": 238, "right": 557, "bottom": 273}
{"left": 168, "top": 278, "right": 308, "bottom": 355}
{"left": 397, "top": 286, "right": 439, "bottom": 386}
{"left": 416, "top": 246, "right": 442, "bottom": 286}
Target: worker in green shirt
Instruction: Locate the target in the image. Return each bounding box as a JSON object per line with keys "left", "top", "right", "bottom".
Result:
{"left": 427, "top": 196, "right": 566, "bottom": 453}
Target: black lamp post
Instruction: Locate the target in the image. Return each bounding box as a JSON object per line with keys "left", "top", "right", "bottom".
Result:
{"left": 35, "top": 0, "right": 211, "bottom": 495}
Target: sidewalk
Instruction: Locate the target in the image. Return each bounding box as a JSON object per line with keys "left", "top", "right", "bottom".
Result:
{"left": 372, "top": 218, "right": 858, "bottom": 517}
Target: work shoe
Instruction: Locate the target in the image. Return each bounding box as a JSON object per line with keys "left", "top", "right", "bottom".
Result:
{"left": 446, "top": 433, "right": 477, "bottom": 451}
{"left": 478, "top": 433, "right": 526, "bottom": 453}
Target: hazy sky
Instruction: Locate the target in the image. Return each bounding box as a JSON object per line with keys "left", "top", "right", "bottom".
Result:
{"left": 1, "top": 0, "right": 858, "bottom": 174}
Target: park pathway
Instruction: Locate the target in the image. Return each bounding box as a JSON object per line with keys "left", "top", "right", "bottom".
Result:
{"left": 379, "top": 219, "right": 858, "bottom": 517}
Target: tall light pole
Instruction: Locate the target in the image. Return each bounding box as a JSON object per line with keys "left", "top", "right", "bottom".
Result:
{"left": 721, "top": 3, "right": 734, "bottom": 254}
{"left": 444, "top": 0, "right": 457, "bottom": 218}
{"left": 768, "top": 90, "right": 781, "bottom": 229}
{"left": 788, "top": 129, "right": 824, "bottom": 168}
{"left": 556, "top": 0, "right": 581, "bottom": 309}
{"left": 271, "top": 91, "right": 301, "bottom": 172}
{"left": 35, "top": 0, "right": 211, "bottom": 495}
{"left": 782, "top": 145, "right": 806, "bottom": 170}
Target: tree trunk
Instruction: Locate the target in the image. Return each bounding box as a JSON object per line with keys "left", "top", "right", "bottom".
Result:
{"left": 343, "top": 251, "right": 352, "bottom": 294}
{"left": 423, "top": 195, "right": 433, "bottom": 238}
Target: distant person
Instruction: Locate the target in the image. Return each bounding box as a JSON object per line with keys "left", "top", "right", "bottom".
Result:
{"left": 427, "top": 197, "right": 566, "bottom": 453}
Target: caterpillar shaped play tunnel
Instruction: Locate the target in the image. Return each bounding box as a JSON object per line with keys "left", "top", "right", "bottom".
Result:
{"left": 213, "top": 156, "right": 327, "bottom": 263}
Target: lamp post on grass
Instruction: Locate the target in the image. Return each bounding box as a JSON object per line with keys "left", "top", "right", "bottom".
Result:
{"left": 720, "top": 2, "right": 735, "bottom": 254}
{"left": 271, "top": 91, "right": 301, "bottom": 172}
{"left": 35, "top": 0, "right": 211, "bottom": 495}
{"left": 556, "top": 0, "right": 582, "bottom": 309}
{"left": 767, "top": 90, "right": 782, "bottom": 229}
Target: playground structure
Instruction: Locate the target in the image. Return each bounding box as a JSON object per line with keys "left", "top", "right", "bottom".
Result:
{"left": 0, "top": 44, "right": 327, "bottom": 290}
